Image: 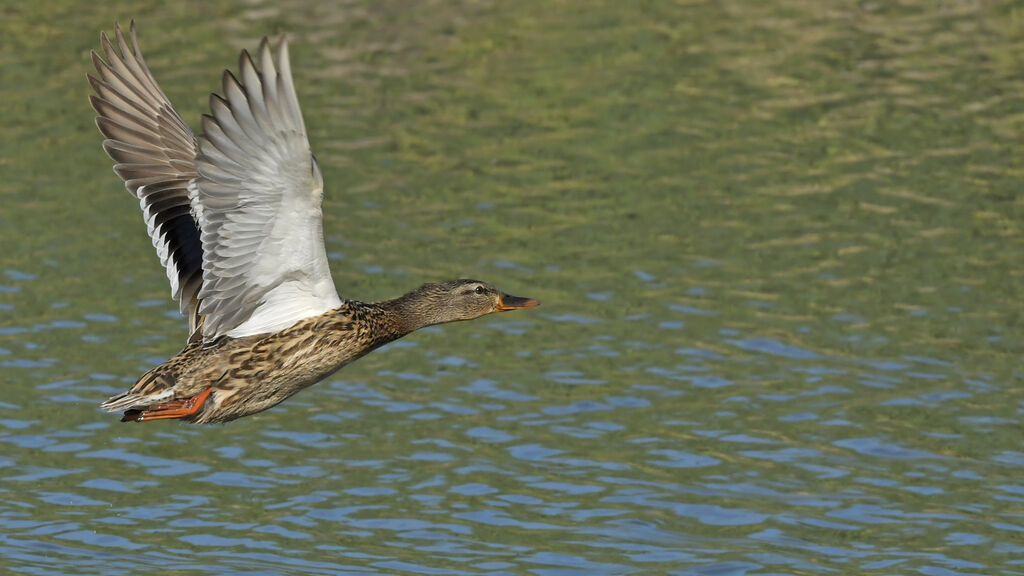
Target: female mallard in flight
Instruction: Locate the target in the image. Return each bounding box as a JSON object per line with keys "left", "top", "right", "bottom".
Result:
{"left": 88, "top": 22, "right": 538, "bottom": 424}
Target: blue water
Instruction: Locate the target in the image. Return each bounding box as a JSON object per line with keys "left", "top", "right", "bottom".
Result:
{"left": 2, "top": 0, "right": 1023, "bottom": 574}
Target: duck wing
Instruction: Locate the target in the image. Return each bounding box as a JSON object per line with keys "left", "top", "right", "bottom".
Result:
{"left": 191, "top": 36, "right": 341, "bottom": 340}
{"left": 88, "top": 22, "right": 204, "bottom": 337}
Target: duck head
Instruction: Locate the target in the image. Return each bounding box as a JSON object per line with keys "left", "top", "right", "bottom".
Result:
{"left": 397, "top": 279, "right": 539, "bottom": 327}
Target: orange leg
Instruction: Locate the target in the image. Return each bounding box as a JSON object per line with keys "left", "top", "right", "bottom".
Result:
{"left": 125, "top": 388, "right": 213, "bottom": 422}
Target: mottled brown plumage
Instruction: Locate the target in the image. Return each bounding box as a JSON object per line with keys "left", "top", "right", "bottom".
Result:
{"left": 103, "top": 281, "right": 538, "bottom": 423}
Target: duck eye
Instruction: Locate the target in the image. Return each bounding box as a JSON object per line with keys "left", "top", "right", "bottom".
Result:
{"left": 474, "top": 286, "right": 486, "bottom": 295}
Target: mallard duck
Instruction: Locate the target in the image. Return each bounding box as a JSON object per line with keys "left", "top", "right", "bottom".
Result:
{"left": 88, "top": 23, "right": 538, "bottom": 424}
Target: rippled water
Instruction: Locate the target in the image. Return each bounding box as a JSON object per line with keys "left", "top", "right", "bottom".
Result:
{"left": 2, "top": 0, "right": 1023, "bottom": 574}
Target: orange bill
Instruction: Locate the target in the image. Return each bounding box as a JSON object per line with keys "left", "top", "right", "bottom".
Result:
{"left": 496, "top": 293, "right": 540, "bottom": 312}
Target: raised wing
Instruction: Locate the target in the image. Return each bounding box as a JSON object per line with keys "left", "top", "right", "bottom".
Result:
{"left": 192, "top": 37, "right": 341, "bottom": 339}
{"left": 88, "top": 22, "right": 204, "bottom": 336}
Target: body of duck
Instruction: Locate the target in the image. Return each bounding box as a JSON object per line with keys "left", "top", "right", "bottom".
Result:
{"left": 88, "top": 23, "right": 538, "bottom": 423}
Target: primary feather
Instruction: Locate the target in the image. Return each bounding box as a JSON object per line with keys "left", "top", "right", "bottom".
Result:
{"left": 88, "top": 23, "right": 203, "bottom": 335}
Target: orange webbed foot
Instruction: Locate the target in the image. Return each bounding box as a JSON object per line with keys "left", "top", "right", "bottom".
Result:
{"left": 122, "top": 388, "right": 213, "bottom": 422}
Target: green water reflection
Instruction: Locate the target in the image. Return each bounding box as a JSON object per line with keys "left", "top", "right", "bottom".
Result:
{"left": 1, "top": 0, "right": 1022, "bottom": 574}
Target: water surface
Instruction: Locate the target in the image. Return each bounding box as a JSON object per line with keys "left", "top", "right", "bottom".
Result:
{"left": 1, "top": 0, "right": 1022, "bottom": 574}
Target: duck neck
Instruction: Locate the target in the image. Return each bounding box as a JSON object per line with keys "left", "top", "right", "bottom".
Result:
{"left": 377, "top": 290, "right": 440, "bottom": 336}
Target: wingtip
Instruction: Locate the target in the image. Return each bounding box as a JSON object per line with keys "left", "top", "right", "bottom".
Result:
{"left": 98, "top": 30, "right": 113, "bottom": 56}
{"left": 85, "top": 72, "right": 106, "bottom": 95}
{"left": 277, "top": 35, "right": 290, "bottom": 60}
{"left": 101, "top": 20, "right": 139, "bottom": 49}
{"left": 89, "top": 49, "right": 109, "bottom": 74}
{"left": 113, "top": 21, "right": 132, "bottom": 56}
{"left": 87, "top": 93, "right": 107, "bottom": 117}
{"left": 221, "top": 68, "right": 244, "bottom": 97}
{"left": 238, "top": 48, "right": 258, "bottom": 78}
{"left": 208, "top": 90, "right": 229, "bottom": 112}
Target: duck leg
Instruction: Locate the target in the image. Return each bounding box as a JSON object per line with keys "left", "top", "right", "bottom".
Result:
{"left": 122, "top": 388, "right": 213, "bottom": 422}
